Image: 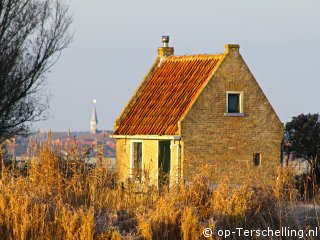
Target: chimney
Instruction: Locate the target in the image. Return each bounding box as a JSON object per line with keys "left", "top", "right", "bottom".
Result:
{"left": 158, "top": 35, "right": 174, "bottom": 57}
{"left": 225, "top": 44, "right": 240, "bottom": 54}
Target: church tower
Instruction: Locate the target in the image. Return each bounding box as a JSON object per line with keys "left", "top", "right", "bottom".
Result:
{"left": 90, "top": 99, "right": 98, "bottom": 134}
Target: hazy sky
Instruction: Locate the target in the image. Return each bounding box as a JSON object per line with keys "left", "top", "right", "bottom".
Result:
{"left": 35, "top": 0, "right": 320, "bottom": 132}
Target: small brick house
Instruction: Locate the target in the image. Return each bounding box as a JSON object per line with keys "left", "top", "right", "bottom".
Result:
{"left": 112, "top": 36, "right": 283, "bottom": 186}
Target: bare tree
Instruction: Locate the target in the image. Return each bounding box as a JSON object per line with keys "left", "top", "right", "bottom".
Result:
{"left": 0, "top": 0, "right": 72, "bottom": 143}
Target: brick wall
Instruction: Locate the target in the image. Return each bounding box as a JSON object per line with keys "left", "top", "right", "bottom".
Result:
{"left": 115, "top": 138, "right": 130, "bottom": 182}
{"left": 180, "top": 46, "right": 284, "bottom": 184}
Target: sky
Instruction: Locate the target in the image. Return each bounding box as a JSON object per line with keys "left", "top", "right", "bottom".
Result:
{"left": 35, "top": 0, "right": 320, "bottom": 132}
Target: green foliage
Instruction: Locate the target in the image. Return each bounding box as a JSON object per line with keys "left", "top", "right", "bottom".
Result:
{"left": 284, "top": 113, "right": 320, "bottom": 184}
{"left": 285, "top": 113, "right": 320, "bottom": 161}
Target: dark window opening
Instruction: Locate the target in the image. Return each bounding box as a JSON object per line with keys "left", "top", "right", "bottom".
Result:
{"left": 228, "top": 93, "right": 240, "bottom": 113}
{"left": 132, "top": 142, "right": 142, "bottom": 180}
{"left": 158, "top": 140, "right": 171, "bottom": 189}
{"left": 254, "top": 153, "right": 261, "bottom": 166}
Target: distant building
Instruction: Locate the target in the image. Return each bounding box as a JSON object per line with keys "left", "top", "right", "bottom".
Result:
{"left": 90, "top": 100, "right": 98, "bottom": 134}
{"left": 112, "top": 36, "right": 283, "bottom": 187}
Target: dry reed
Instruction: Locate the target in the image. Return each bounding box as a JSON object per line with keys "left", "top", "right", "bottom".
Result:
{"left": 0, "top": 137, "right": 319, "bottom": 239}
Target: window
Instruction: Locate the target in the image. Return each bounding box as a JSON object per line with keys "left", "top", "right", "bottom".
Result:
{"left": 131, "top": 141, "right": 142, "bottom": 180}
{"left": 226, "top": 92, "right": 244, "bottom": 116}
{"left": 228, "top": 94, "right": 240, "bottom": 113}
{"left": 253, "top": 153, "right": 261, "bottom": 166}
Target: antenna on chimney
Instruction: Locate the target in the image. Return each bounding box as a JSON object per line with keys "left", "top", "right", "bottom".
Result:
{"left": 162, "top": 35, "right": 169, "bottom": 47}
{"left": 158, "top": 35, "right": 174, "bottom": 57}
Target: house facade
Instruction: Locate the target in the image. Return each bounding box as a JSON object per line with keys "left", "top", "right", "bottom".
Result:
{"left": 112, "top": 37, "right": 283, "bottom": 186}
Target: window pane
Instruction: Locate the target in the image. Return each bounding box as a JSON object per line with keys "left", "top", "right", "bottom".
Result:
{"left": 228, "top": 94, "right": 240, "bottom": 113}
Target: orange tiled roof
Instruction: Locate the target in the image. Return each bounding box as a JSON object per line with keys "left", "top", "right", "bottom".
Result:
{"left": 115, "top": 54, "right": 223, "bottom": 135}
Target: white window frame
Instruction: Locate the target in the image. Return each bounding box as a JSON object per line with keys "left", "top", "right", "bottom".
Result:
{"left": 225, "top": 91, "right": 244, "bottom": 116}
{"left": 130, "top": 140, "right": 143, "bottom": 178}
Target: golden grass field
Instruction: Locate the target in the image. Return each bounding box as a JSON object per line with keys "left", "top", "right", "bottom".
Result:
{"left": 0, "top": 135, "right": 319, "bottom": 239}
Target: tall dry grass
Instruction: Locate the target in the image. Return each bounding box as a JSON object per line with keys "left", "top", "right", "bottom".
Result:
{"left": 0, "top": 136, "right": 319, "bottom": 239}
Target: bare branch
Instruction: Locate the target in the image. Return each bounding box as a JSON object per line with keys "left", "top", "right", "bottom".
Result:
{"left": 0, "top": 0, "right": 73, "bottom": 142}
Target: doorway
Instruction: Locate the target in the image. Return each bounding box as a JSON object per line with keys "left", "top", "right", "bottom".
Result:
{"left": 158, "top": 140, "right": 171, "bottom": 188}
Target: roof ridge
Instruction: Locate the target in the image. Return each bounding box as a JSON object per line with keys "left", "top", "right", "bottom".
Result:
{"left": 167, "top": 53, "right": 223, "bottom": 60}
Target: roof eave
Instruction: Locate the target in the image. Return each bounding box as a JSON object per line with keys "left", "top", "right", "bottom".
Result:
{"left": 114, "top": 57, "right": 162, "bottom": 131}
{"left": 110, "top": 134, "right": 181, "bottom": 140}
